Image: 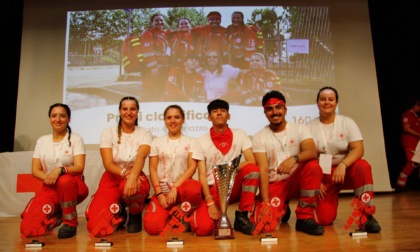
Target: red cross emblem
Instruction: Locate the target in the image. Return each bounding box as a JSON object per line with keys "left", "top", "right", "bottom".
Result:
{"left": 361, "top": 192, "right": 371, "bottom": 203}
{"left": 109, "top": 203, "right": 120, "bottom": 214}
{"left": 270, "top": 197, "right": 281, "bottom": 208}
{"left": 181, "top": 201, "right": 191, "bottom": 212}
{"left": 42, "top": 203, "right": 53, "bottom": 215}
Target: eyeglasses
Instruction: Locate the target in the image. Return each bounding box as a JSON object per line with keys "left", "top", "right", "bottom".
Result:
{"left": 207, "top": 56, "right": 218, "bottom": 59}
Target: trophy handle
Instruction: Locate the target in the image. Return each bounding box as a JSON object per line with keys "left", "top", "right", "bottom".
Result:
{"left": 230, "top": 154, "right": 242, "bottom": 168}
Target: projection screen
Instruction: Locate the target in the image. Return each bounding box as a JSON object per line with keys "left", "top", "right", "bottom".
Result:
{"left": 15, "top": 0, "right": 391, "bottom": 191}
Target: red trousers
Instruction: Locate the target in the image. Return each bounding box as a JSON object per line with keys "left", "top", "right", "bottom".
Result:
{"left": 143, "top": 179, "right": 202, "bottom": 235}
{"left": 85, "top": 171, "right": 150, "bottom": 236}
{"left": 250, "top": 159, "right": 322, "bottom": 232}
{"left": 316, "top": 159, "right": 376, "bottom": 226}
{"left": 397, "top": 147, "right": 419, "bottom": 187}
{"left": 20, "top": 174, "right": 88, "bottom": 238}
{"left": 190, "top": 163, "right": 260, "bottom": 236}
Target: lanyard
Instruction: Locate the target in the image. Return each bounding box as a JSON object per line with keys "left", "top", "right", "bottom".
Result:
{"left": 169, "top": 135, "right": 182, "bottom": 170}
{"left": 319, "top": 120, "right": 335, "bottom": 153}
{"left": 122, "top": 130, "right": 137, "bottom": 168}
{"left": 410, "top": 109, "right": 419, "bottom": 119}
{"left": 162, "top": 135, "right": 182, "bottom": 184}
{"left": 52, "top": 132, "right": 67, "bottom": 167}
{"left": 272, "top": 123, "right": 288, "bottom": 152}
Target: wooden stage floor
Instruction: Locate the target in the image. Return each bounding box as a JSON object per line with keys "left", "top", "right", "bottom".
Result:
{"left": 2, "top": 191, "right": 420, "bottom": 251}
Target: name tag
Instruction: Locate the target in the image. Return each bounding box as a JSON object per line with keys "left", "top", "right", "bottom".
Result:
{"left": 319, "top": 153, "right": 332, "bottom": 174}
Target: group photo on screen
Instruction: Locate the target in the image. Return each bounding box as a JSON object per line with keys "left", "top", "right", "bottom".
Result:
{"left": 64, "top": 5, "right": 335, "bottom": 143}
{"left": 65, "top": 6, "right": 334, "bottom": 109}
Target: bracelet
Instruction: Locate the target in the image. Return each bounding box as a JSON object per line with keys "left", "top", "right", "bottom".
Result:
{"left": 340, "top": 161, "right": 349, "bottom": 168}
{"left": 156, "top": 192, "right": 163, "bottom": 197}
{"left": 206, "top": 201, "right": 215, "bottom": 207}
{"left": 120, "top": 168, "right": 128, "bottom": 178}
{"left": 205, "top": 195, "right": 213, "bottom": 201}
{"left": 153, "top": 184, "right": 161, "bottom": 189}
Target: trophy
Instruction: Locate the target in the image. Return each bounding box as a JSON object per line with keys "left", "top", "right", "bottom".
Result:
{"left": 213, "top": 154, "right": 242, "bottom": 240}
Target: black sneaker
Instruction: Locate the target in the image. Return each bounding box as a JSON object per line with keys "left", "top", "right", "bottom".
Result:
{"left": 295, "top": 218, "right": 324, "bottom": 235}
{"left": 365, "top": 215, "right": 381, "bottom": 233}
{"left": 144, "top": 197, "right": 151, "bottom": 204}
{"left": 281, "top": 202, "right": 291, "bottom": 223}
{"left": 57, "top": 224, "right": 76, "bottom": 239}
{"left": 395, "top": 185, "right": 405, "bottom": 193}
{"left": 233, "top": 210, "right": 255, "bottom": 235}
{"left": 182, "top": 218, "right": 191, "bottom": 232}
{"left": 127, "top": 213, "right": 142, "bottom": 233}
{"left": 117, "top": 205, "right": 127, "bottom": 230}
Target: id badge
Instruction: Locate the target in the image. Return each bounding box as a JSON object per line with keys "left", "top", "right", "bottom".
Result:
{"left": 319, "top": 153, "right": 332, "bottom": 174}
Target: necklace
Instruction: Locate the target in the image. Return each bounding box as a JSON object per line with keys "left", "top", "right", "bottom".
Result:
{"left": 122, "top": 131, "right": 136, "bottom": 162}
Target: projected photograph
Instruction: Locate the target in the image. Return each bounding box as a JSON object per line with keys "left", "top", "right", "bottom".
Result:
{"left": 64, "top": 6, "right": 335, "bottom": 143}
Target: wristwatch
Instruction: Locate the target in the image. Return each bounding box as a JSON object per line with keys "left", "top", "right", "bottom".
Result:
{"left": 293, "top": 155, "right": 299, "bottom": 163}
{"left": 60, "top": 167, "right": 66, "bottom": 175}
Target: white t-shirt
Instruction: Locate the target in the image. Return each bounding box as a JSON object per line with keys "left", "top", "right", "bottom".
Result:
{"left": 192, "top": 128, "right": 251, "bottom": 186}
{"left": 33, "top": 132, "right": 85, "bottom": 173}
{"left": 200, "top": 64, "right": 240, "bottom": 101}
{"left": 100, "top": 125, "right": 153, "bottom": 169}
{"left": 252, "top": 123, "right": 312, "bottom": 182}
{"left": 149, "top": 135, "right": 195, "bottom": 189}
{"left": 307, "top": 114, "right": 362, "bottom": 165}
